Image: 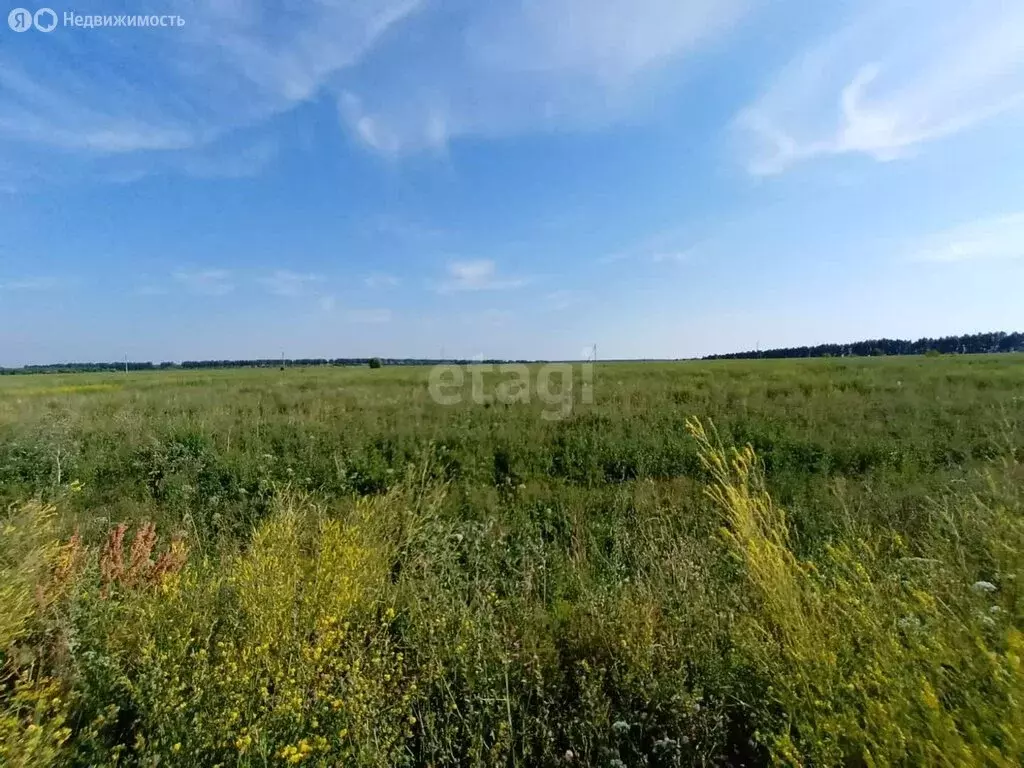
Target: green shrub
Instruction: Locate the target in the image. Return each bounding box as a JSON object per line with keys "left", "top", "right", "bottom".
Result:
{"left": 0, "top": 503, "right": 74, "bottom": 767}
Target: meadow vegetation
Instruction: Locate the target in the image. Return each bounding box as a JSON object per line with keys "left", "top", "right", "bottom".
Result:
{"left": 1, "top": 356, "right": 1022, "bottom": 765}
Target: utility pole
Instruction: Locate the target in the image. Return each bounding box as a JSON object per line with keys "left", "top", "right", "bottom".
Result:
{"left": 124, "top": 354, "right": 128, "bottom": 374}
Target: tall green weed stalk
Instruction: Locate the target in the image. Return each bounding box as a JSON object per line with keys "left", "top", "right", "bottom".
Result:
{"left": 688, "top": 417, "right": 1024, "bottom": 765}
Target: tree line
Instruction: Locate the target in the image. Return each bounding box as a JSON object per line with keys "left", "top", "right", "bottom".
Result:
{"left": 704, "top": 331, "right": 1024, "bottom": 360}
{"left": 0, "top": 358, "right": 530, "bottom": 375}
{"left": 2, "top": 332, "right": 1021, "bottom": 373}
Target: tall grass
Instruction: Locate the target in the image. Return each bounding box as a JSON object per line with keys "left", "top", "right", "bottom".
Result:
{"left": 689, "top": 418, "right": 1024, "bottom": 765}
{"left": 2, "top": 439, "right": 1021, "bottom": 764}
{"left": 0, "top": 358, "right": 1022, "bottom": 764}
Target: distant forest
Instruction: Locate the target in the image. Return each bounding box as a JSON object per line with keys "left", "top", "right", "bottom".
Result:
{"left": 0, "top": 358, "right": 527, "bottom": 375}
{"left": 2, "top": 332, "right": 1022, "bottom": 374}
{"left": 704, "top": 331, "right": 1024, "bottom": 360}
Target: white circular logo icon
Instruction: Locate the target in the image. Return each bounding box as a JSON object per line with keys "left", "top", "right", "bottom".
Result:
{"left": 34, "top": 8, "right": 58, "bottom": 32}
{"left": 8, "top": 8, "right": 33, "bottom": 31}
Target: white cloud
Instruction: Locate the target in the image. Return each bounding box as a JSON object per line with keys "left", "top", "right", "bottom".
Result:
{"left": 909, "top": 213, "right": 1024, "bottom": 263}
{"left": 174, "top": 269, "right": 234, "bottom": 296}
{"left": 258, "top": 270, "right": 322, "bottom": 297}
{"left": 436, "top": 260, "right": 527, "bottom": 293}
{"left": 473, "top": 0, "right": 743, "bottom": 82}
{"left": 339, "top": 93, "right": 409, "bottom": 157}
{"left": 1, "top": 0, "right": 748, "bottom": 179}
{"left": 651, "top": 249, "right": 694, "bottom": 264}
{"left": 364, "top": 272, "right": 400, "bottom": 289}
{"left": 600, "top": 227, "right": 703, "bottom": 265}
{"left": 739, "top": 1, "right": 1024, "bottom": 174}
{"left": 339, "top": 0, "right": 747, "bottom": 154}
{"left": 0, "top": 0, "right": 423, "bottom": 178}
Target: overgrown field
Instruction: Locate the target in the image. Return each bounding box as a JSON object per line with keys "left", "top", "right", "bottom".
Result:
{"left": 2, "top": 356, "right": 1023, "bottom": 766}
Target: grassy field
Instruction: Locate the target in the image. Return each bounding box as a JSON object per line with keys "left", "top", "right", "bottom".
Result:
{"left": 1, "top": 356, "right": 1023, "bottom": 765}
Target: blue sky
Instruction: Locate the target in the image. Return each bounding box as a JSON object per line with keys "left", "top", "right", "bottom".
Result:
{"left": 2, "top": 0, "right": 1024, "bottom": 364}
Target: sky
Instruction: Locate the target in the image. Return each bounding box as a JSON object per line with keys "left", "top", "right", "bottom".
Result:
{"left": 1, "top": 0, "right": 1024, "bottom": 365}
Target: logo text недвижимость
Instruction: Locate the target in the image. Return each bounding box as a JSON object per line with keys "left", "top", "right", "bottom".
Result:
{"left": 8, "top": 8, "right": 185, "bottom": 32}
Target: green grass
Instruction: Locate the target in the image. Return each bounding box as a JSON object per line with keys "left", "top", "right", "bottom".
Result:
{"left": 1, "top": 356, "right": 1023, "bottom": 765}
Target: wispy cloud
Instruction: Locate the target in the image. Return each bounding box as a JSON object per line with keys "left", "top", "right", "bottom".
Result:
{"left": 368, "top": 215, "right": 449, "bottom": 242}
{"left": 738, "top": 1, "right": 1024, "bottom": 175}
{"left": 317, "top": 296, "right": 391, "bottom": 323}
{"left": 174, "top": 269, "right": 234, "bottom": 296}
{"left": 435, "top": 260, "right": 527, "bottom": 293}
{"left": 908, "top": 212, "right": 1024, "bottom": 263}
{"left": 545, "top": 289, "right": 583, "bottom": 311}
{"left": 339, "top": 93, "right": 412, "bottom": 158}
{"left": 600, "top": 228, "right": 703, "bottom": 265}
{"left": 0, "top": 276, "right": 63, "bottom": 291}
{"left": 180, "top": 139, "right": 278, "bottom": 180}
{"left": 651, "top": 249, "right": 695, "bottom": 264}
{"left": 346, "top": 308, "right": 393, "bottom": 324}
{"left": 0, "top": 0, "right": 424, "bottom": 180}
{"left": 364, "top": 273, "right": 400, "bottom": 289}
{"left": 258, "top": 270, "right": 323, "bottom": 297}
{"left": 2, "top": 0, "right": 748, "bottom": 180}
{"left": 339, "top": 0, "right": 747, "bottom": 155}
{"left": 460, "top": 310, "right": 513, "bottom": 329}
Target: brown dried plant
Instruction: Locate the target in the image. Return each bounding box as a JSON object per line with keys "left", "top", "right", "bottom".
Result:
{"left": 99, "top": 523, "right": 187, "bottom": 596}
